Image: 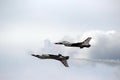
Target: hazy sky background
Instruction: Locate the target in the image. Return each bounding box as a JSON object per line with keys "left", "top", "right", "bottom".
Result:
{"left": 0, "top": 0, "right": 120, "bottom": 80}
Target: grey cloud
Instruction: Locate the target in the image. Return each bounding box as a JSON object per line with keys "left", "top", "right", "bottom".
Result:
{"left": 88, "top": 31, "right": 120, "bottom": 60}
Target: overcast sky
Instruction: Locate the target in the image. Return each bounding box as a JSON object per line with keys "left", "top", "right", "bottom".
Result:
{"left": 0, "top": 0, "right": 120, "bottom": 80}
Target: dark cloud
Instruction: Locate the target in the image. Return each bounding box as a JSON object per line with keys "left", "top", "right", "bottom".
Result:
{"left": 88, "top": 31, "right": 120, "bottom": 60}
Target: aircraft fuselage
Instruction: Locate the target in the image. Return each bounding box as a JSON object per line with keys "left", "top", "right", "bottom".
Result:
{"left": 63, "top": 43, "right": 91, "bottom": 48}
{"left": 32, "top": 54, "right": 69, "bottom": 61}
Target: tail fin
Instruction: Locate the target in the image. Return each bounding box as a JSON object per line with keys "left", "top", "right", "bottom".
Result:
{"left": 61, "top": 60, "right": 69, "bottom": 67}
{"left": 82, "top": 37, "right": 92, "bottom": 45}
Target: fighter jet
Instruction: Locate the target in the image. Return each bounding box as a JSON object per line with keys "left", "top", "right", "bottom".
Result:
{"left": 55, "top": 37, "right": 92, "bottom": 48}
{"left": 31, "top": 54, "right": 69, "bottom": 67}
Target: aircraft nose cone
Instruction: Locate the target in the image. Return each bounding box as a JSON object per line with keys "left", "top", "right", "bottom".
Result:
{"left": 55, "top": 42, "right": 62, "bottom": 44}
{"left": 55, "top": 42, "right": 58, "bottom": 44}
{"left": 31, "top": 54, "right": 36, "bottom": 56}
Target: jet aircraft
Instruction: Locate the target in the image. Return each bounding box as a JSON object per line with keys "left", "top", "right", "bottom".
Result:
{"left": 55, "top": 37, "right": 92, "bottom": 48}
{"left": 31, "top": 54, "right": 69, "bottom": 67}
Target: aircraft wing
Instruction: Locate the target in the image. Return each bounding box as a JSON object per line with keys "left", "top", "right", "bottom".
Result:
{"left": 61, "top": 60, "right": 69, "bottom": 67}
